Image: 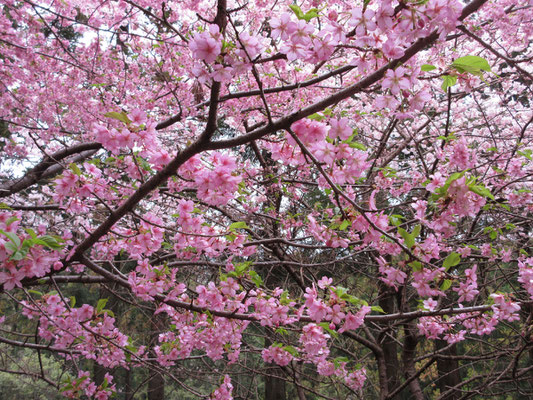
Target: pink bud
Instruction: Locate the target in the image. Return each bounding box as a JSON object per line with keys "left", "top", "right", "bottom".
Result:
{"left": 328, "top": 10, "right": 338, "bottom": 21}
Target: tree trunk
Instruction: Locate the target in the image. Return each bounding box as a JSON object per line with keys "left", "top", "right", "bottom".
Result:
{"left": 264, "top": 336, "right": 286, "bottom": 400}
{"left": 403, "top": 322, "right": 424, "bottom": 400}
{"left": 436, "top": 340, "right": 461, "bottom": 400}
{"left": 378, "top": 283, "right": 400, "bottom": 396}
{"left": 124, "top": 367, "right": 133, "bottom": 400}
{"left": 147, "top": 313, "right": 165, "bottom": 400}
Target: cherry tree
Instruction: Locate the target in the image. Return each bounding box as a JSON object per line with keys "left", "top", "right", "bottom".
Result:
{"left": 1, "top": 0, "right": 533, "bottom": 398}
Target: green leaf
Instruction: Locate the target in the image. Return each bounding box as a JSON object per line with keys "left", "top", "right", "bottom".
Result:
{"left": 235, "top": 261, "right": 252, "bottom": 275}
{"left": 348, "top": 141, "right": 367, "bottom": 150}
{"left": 441, "top": 75, "right": 457, "bottom": 92}
{"left": 283, "top": 345, "right": 299, "bottom": 357}
{"left": 248, "top": 270, "right": 263, "bottom": 287}
{"left": 96, "top": 298, "right": 108, "bottom": 314}
{"left": 339, "top": 220, "right": 350, "bottom": 231}
{"left": 60, "top": 384, "right": 73, "bottom": 392}
{"left": 371, "top": 305, "right": 385, "bottom": 314}
{"left": 104, "top": 111, "right": 132, "bottom": 124}
{"left": 345, "top": 294, "right": 363, "bottom": 306}
{"left": 288, "top": 4, "right": 318, "bottom": 22}
{"left": 308, "top": 112, "right": 326, "bottom": 121}
{"left": 303, "top": 8, "right": 319, "bottom": 22}
{"left": 25, "top": 228, "right": 38, "bottom": 239}
{"left": 398, "top": 227, "right": 415, "bottom": 248}
{"left": 5, "top": 241, "right": 17, "bottom": 253}
{"left": 10, "top": 250, "right": 26, "bottom": 260}
{"left": 69, "top": 163, "right": 82, "bottom": 176}
{"left": 38, "top": 235, "right": 64, "bottom": 249}
{"left": 469, "top": 184, "right": 495, "bottom": 200}
{"left": 421, "top": 64, "right": 436, "bottom": 71}
{"left": 5, "top": 216, "right": 18, "bottom": 226}
{"left": 280, "top": 291, "right": 291, "bottom": 306}
{"left": 225, "top": 233, "right": 237, "bottom": 242}
{"left": 451, "top": 55, "right": 491, "bottom": 76}
{"left": 20, "top": 238, "right": 33, "bottom": 251}
{"left": 70, "top": 296, "right": 76, "bottom": 308}
{"left": 28, "top": 289, "right": 43, "bottom": 297}
{"left": 0, "top": 202, "right": 12, "bottom": 210}
{"left": 436, "top": 170, "right": 466, "bottom": 196}
{"left": 333, "top": 356, "right": 350, "bottom": 368}
{"left": 409, "top": 261, "right": 423, "bottom": 272}
{"left": 440, "top": 279, "right": 452, "bottom": 291}
{"left": 228, "top": 221, "right": 250, "bottom": 231}
{"left": 442, "top": 252, "right": 460, "bottom": 271}
{"left": 518, "top": 149, "right": 532, "bottom": 160}
{"left": 275, "top": 327, "right": 288, "bottom": 335}
{"left": 288, "top": 4, "right": 305, "bottom": 19}
{"left": 319, "top": 322, "right": 338, "bottom": 338}
{"left": 0, "top": 229, "right": 20, "bottom": 248}
{"left": 102, "top": 309, "right": 115, "bottom": 318}
{"left": 389, "top": 214, "right": 404, "bottom": 227}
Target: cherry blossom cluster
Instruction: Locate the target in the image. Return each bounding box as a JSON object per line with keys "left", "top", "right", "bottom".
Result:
{"left": 518, "top": 257, "right": 533, "bottom": 300}
{"left": 418, "top": 294, "right": 520, "bottom": 344}
{"left": 189, "top": 24, "right": 264, "bottom": 83}
{"left": 154, "top": 290, "right": 250, "bottom": 365}
{"left": 0, "top": 213, "right": 63, "bottom": 290}
{"left": 62, "top": 371, "right": 116, "bottom": 400}
{"left": 210, "top": 375, "right": 233, "bottom": 400}
{"left": 177, "top": 153, "right": 244, "bottom": 206}
{"left": 262, "top": 322, "right": 367, "bottom": 391}
{"left": 21, "top": 293, "right": 140, "bottom": 370}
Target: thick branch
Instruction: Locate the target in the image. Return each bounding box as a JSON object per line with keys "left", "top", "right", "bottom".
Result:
{"left": 0, "top": 143, "right": 102, "bottom": 198}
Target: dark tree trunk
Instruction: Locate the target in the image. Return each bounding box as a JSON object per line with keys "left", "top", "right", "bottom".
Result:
{"left": 403, "top": 322, "right": 424, "bottom": 400}
{"left": 124, "top": 367, "right": 133, "bottom": 400}
{"left": 147, "top": 313, "right": 165, "bottom": 400}
{"left": 378, "top": 283, "right": 400, "bottom": 396}
{"left": 93, "top": 362, "right": 107, "bottom": 387}
{"left": 147, "top": 372, "right": 165, "bottom": 400}
{"left": 436, "top": 340, "right": 461, "bottom": 400}
{"left": 265, "top": 371, "right": 287, "bottom": 400}
{"left": 264, "top": 336, "right": 287, "bottom": 400}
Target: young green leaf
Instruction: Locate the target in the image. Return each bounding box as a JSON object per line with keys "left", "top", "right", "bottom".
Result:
{"left": 421, "top": 64, "right": 436, "bottom": 71}
{"left": 0, "top": 229, "right": 20, "bottom": 248}
{"left": 398, "top": 227, "right": 415, "bottom": 248}
{"left": 96, "top": 298, "right": 108, "bottom": 314}
{"left": 288, "top": 4, "right": 304, "bottom": 19}
{"left": 469, "top": 184, "right": 495, "bottom": 200}
{"left": 104, "top": 111, "right": 132, "bottom": 124}
{"left": 441, "top": 75, "right": 457, "bottom": 92}
{"left": 339, "top": 220, "right": 350, "bottom": 231}
{"left": 440, "top": 279, "right": 452, "bottom": 291}
{"left": 442, "top": 252, "right": 461, "bottom": 271}
{"left": 451, "top": 55, "right": 491, "bottom": 76}
{"left": 371, "top": 305, "right": 385, "bottom": 314}
{"left": 228, "top": 221, "right": 250, "bottom": 231}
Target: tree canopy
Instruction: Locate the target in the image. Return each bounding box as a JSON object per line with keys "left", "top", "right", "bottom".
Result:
{"left": 1, "top": 0, "right": 533, "bottom": 399}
